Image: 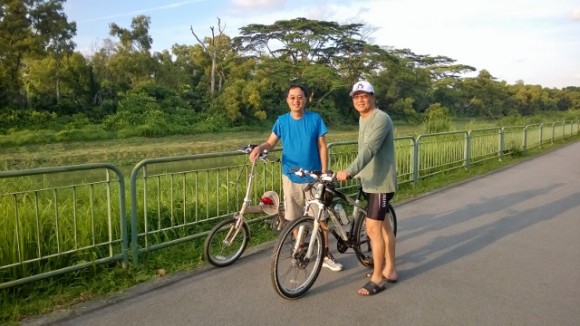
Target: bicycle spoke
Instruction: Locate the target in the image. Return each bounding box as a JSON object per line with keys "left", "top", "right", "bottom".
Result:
{"left": 271, "top": 217, "right": 323, "bottom": 299}
{"left": 204, "top": 219, "right": 249, "bottom": 267}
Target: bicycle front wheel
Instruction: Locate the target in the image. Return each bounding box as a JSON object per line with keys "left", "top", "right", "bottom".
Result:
{"left": 204, "top": 218, "right": 250, "bottom": 267}
{"left": 271, "top": 217, "right": 324, "bottom": 299}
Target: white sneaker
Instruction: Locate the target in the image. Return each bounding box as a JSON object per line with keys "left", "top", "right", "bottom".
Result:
{"left": 323, "top": 256, "right": 343, "bottom": 271}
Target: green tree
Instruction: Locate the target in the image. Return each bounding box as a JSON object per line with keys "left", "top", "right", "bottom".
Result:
{"left": 234, "top": 18, "right": 386, "bottom": 123}
{"left": 190, "top": 17, "right": 228, "bottom": 97}
{"left": 461, "top": 70, "right": 510, "bottom": 118}
{"left": 107, "top": 15, "right": 156, "bottom": 90}
{"left": 372, "top": 49, "right": 432, "bottom": 116}
{"left": 167, "top": 44, "right": 209, "bottom": 111}
{"left": 0, "top": 0, "right": 76, "bottom": 108}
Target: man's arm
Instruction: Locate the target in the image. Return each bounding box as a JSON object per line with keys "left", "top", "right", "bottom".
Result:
{"left": 249, "top": 132, "right": 279, "bottom": 162}
{"left": 346, "top": 115, "right": 388, "bottom": 175}
{"left": 318, "top": 135, "right": 328, "bottom": 172}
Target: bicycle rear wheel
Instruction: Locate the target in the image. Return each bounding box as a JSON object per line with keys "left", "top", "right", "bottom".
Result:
{"left": 271, "top": 217, "right": 324, "bottom": 299}
{"left": 204, "top": 218, "right": 250, "bottom": 267}
{"left": 388, "top": 203, "right": 397, "bottom": 236}
{"left": 353, "top": 210, "right": 373, "bottom": 268}
{"left": 353, "top": 204, "right": 397, "bottom": 268}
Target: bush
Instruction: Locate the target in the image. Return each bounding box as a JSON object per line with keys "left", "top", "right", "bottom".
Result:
{"left": 0, "top": 129, "right": 57, "bottom": 146}
{"left": 55, "top": 125, "right": 113, "bottom": 142}
{"left": 422, "top": 103, "right": 453, "bottom": 133}
{"left": 496, "top": 112, "right": 525, "bottom": 127}
{"left": 422, "top": 118, "right": 453, "bottom": 133}
{"left": 191, "top": 112, "right": 230, "bottom": 133}
{"left": 0, "top": 109, "right": 58, "bottom": 131}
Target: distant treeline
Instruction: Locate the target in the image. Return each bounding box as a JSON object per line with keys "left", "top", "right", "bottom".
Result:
{"left": 1, "top": 1, "right": 579, "bottom": 139}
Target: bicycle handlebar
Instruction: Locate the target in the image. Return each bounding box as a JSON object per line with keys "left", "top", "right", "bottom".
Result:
{"left": 291, "top": 168, "right": 335, "bottom": 182}
{"left": 291, "top": 168, "right": 352, "bottom": 182}
{"left": 291, "top": 168, "right": 362, "bottom": 206}
{"left": 240, "top": 144, "right": 280, "bottom": 162}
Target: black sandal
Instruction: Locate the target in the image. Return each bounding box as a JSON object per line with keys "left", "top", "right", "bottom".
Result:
{"left": 359, "top": 281, "right": 386, "bottom": 296}
{"left": 365, "top": 272, "right": 398, "bottom": 283}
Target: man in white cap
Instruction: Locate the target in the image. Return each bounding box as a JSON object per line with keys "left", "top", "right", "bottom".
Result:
{"left": 337, "top": 80, "right": 398, "bottom": 296}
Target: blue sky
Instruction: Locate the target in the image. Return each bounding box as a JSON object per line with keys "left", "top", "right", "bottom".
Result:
{"left": 63, "top": 0, "right": 580, "bottom": 89}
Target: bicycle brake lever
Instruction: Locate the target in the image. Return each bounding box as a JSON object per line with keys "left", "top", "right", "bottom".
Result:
{"left": 294, "top": 169, "right": 305, "bottom": 177}
{"left": 240, "top": 144, "right": 256, "bottom": 154}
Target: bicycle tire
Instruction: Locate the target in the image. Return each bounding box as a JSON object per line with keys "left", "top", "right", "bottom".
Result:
{"left": 270, "top": 216, "right": 324, "bottom": 299}
{"left": 353, "top": 210, "right": 373, "bottom": 268}
{"left": 388, "top": 203, "right": 397, "bottom": 237}
{"left": 204, "top": 218, "right": 250, "bottom": 267}
{"left": 352, "top": 204, "right": 397, "bottom": 268}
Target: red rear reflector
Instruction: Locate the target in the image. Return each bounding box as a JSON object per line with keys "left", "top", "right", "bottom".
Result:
{"left": 261, "top": 197, "right": 274, "bottom": 205}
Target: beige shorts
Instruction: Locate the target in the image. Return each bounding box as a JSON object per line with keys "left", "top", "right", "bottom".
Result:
{"left": 282, "top": 175, "right": 325, "bottom": 221}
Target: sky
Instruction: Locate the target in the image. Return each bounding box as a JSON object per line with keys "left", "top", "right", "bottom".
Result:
{"left": 62, "top": 0, "right": 580, "bottom": 89}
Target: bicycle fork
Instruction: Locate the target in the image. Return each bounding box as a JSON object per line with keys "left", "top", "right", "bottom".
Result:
{"left": 292, "top": 202, "right": 325, "bottom": 262}
{"left": 220, "top": 212, "right": 245, "bottom": 246}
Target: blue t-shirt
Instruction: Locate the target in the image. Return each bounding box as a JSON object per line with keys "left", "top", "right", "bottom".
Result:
{"left": 272, "top": 111, "right": 328, "bottom": 183}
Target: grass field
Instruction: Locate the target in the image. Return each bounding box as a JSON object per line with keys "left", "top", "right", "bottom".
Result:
{"left": 0, "top": 123, "right": 434, "bottom": 171}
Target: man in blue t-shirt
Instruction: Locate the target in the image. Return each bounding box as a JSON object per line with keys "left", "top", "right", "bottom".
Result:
{"left": 249, "top": 84, "right": 343, "bottom": 272}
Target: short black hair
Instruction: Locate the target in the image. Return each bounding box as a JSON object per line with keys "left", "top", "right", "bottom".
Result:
{"left": 286, "top": 84, "right": 307, "bottom": 98}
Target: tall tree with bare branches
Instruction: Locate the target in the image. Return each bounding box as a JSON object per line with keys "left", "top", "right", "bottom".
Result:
{"left": 190, "top": 17, "right": 225, "bottom": 97}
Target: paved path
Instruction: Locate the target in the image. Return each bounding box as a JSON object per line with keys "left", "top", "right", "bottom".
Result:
{"left": 27, "top": 142, "right": 580, "bottom": 326}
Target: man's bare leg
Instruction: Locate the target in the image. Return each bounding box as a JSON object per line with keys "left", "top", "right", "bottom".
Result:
{"left": 359, "top": 218, "right": 385, "bottom": 295}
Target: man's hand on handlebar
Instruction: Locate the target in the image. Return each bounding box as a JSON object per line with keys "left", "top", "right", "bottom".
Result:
{"left": 248, "top": 144, "right": 278, "bottom": 163}
{"left": 336, "top": 170, "right": 351, "bottom": 181}
{"left": 248, "top": 145, "right": 262, "bottom": 163}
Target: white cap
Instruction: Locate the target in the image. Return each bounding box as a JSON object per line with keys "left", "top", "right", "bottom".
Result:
{"left": 349, "top": 80, "right": 374, "bottom": 96}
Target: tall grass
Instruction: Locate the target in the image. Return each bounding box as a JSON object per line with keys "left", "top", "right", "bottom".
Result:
{"left": 0, "top": 174, "right": 125, "bottom": 284}
{"left": 133, "top": 155, "right": 283, "bottom": 251}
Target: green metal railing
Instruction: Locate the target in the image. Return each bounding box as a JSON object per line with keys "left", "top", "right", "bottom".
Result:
{"left": 0, "top": 164, "right": 128, "bottom": 289}
{"left": 128, "top": 150, "right": 283, "bottom": 263}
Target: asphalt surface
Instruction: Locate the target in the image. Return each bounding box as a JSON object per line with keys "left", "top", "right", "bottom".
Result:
{"left": 24, "top": 142, "right": 580, "bottom": 326}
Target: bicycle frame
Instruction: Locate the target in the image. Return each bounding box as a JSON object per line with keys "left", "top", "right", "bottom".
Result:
{"left": 224, "top": 149, "right": 277, "bottom": 243}
{"left": 271, "top": 169, "right": 397, "bottom": 298}
{"left": 204, "top": 145, "right": 283, "bottom": 267}
{"left": 297, "top": 178, "right": 367, "bottom": 261}
{"left": 240, "top": 158, "right": 270, "bottom": 215}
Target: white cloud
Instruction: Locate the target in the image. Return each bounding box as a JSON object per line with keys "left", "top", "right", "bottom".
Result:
{"left": 571, "top": 8, "right": 580, "bottom": 20}
{"left": 231, "top": 0, "right": 287, "bottom": 10}
{"left": 80, "top": 0, "right": 208, "bottom": 23}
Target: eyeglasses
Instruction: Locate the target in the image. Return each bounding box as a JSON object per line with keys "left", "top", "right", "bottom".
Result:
{"left": 287, "top": 96, "right": 305, "bottom": 102}
{"left": 352, "top": 93, "right": 371, "bottom": 100}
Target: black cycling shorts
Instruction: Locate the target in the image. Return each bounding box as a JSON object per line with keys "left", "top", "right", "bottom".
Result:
{"left": 366, "top": 192, "right": 394, "bottom": 221}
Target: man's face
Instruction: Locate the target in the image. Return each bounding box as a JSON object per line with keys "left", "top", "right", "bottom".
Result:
{"left": 351, "top": 91, "right": 374, "bottom": 114}
{"left": 286, "top": 87, "right": 306, "bottom": 113}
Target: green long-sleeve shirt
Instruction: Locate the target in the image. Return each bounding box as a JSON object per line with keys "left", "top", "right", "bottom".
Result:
{"left": 346, "top": 108, "right": 398, "bottom": 193}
